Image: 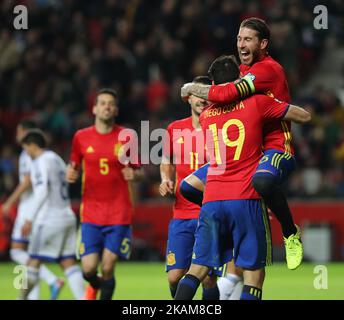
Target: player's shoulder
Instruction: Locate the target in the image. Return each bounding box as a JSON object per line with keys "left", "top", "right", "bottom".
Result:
{"left": 19, "top": 150, "right": 31, "bottom": 162}
{"left": 74, "top": 126, "right": 95, "bottom": 138}
{"left": 40, "top": 150, "right": 63, "bottom": 164}
{"left": 167, "top": 117, "right": 193, "bottom": 130}
{"left": 256, "top": 55, "right": 285, "bottom": 73}
{"left": 249, "top": 94, "right": 275, "bottom": 104}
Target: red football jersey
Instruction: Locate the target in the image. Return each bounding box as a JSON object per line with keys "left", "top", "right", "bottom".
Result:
{"left": 163, "top": 117, "right": 208, "bottom": 219}
{"left": 70, "top": 125, "right": 140, "bottom": 225}
{"left": 199, "top": 95, "right": 289, "bottom": 203}
{"left": 208, "top": 55, "right": 294, "bottom": 155}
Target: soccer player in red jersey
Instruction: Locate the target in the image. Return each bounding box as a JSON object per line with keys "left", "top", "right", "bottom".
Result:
{"left": 160, "top": 76, "right": 220, "bottom": 300}
{"left": 174, "top": 56, "right": 311, "bottom": 300}
{"left": 181, "top": 17, "right": 303, "bottom": 271}
{"left": 66, "top": 88, "right": 144, "bottom": 300}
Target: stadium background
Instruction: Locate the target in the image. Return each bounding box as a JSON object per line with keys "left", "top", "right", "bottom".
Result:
{"left": 0, "top": 0, "right": 343, "bottom": 299}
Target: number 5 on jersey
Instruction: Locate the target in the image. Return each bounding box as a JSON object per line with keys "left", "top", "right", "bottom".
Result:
{"left": 100, "top": 158, "right": 109, "bottom": 175}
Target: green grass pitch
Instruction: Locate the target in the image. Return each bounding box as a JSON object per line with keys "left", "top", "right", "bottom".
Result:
{"left": 0, "top": 262, "right": 342, "bottom": 300}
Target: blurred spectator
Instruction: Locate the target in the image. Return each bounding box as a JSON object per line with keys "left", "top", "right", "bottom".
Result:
{"left": 0, "top": 0, "right": 343, "bottom": 201}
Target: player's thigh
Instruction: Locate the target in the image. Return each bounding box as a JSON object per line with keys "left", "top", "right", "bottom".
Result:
{"left": 167, "top": 268, "right": 187, "bottom": 285}
{"left": 202, "top": 274, "right": 217, "bottom": 289}
{"left": 231, "top": 200, "right": 272, "bottom": 270}
{"left": 59, "top": 223, "right": 78, "bottom": 269}
{"left": 80, "top": 223, "right": 104, "bottom": 258}
{"left": 101, "top": 248, "right": 119, "bottom": 277}
{"left": 102, "top": 225, "right": 132, "bottom": 260}
{"left": 255, "top": 150, "right": 295, "bottom": 182}
{"left": 192, "top": 202, "right": 233, "bottom": 269}
{"left": 226, "top": 259, "right": 243, "bottom": 278}
{"left": 60, "top": 223, "right": 77, "bottom": 259}
{"left": 166, "top": 219, "right": 198, "bottom": 272}
{"left": 11, "top": 215, "right": 30, "bottom": 246}
{"left": 28, "top": 224, "right": 61, "bottom": 260}
{"left": 81, "top": 253, "right": 100, "bottom": 274}
{"left": 243, "top": 268, "right": 265, "bottom": 289}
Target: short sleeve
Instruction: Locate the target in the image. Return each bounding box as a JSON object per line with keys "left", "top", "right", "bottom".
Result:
{"left": 255, "top": 95, "right": 289, "bottom": 121}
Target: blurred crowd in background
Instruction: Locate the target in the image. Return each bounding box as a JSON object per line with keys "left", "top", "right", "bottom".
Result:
{"left": 0, "top": 0, "right": 343, "bottom": 202}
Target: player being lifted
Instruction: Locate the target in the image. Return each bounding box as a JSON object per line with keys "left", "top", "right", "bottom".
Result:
{"left": 18, "top": 130, "right": 85, "bottom": 300}
{"left": 181, "top": 18, "right": 303, "bottom": 276}
{"left": 175, "top": 55, "right": 311, "bottom": 300}
{"left": 160, "top": 76, "right": 219, "bottom": 300}
{"left": 66, "top": 88, "right": 144, "bottom": 300}
{"left": 2, "top": 120, "right": 64, "bottom": 300}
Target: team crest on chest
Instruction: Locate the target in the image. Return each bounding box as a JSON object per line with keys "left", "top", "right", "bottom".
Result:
{"left": 86, "top": 146, "right": 94, "bottom": 153}
{"left": 114, "top": 142, "right": 124, "bottom": 157}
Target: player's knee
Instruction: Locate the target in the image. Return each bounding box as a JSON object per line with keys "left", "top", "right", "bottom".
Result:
{"left": 168, "top": 270, "right": 185, "bottom": 287}
{"left": 10, "top": 248, "right": 28, "bottom": 265}
{"left": 202, "top": 275, "right": 217, "bottom": 290}
{"left": 82, "top": 268, "right": 97, "bottom": 280}
{"left": 101, "top": 263, "right": 115, "bottom": 278}
{"left": 252, "top": 175, "right": 277, "bottom": 197}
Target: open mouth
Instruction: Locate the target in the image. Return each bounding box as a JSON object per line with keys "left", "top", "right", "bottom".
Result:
{"left": 241, "top": 50, "right": 250, "bottom": 58}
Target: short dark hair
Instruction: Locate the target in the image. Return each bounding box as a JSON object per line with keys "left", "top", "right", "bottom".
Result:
{"left": 96, "top": 88, "right": 118, "bottom": 104}
{"left": 21, "top": 129, "right": 47, "bottom": 149}
{"left": 18, "top": 119, "right": 37, "bottom": 130}
{"left": 208, "top": 55, "right": 240, "bottom": 85}
{"left": 192, "top": 76, "right": 212, "bottom": 85}
{"left": 240, "top": 17, "right": 270, "bottom": 41}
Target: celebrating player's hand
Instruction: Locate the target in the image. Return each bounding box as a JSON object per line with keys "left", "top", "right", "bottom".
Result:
{"left": 159, "top": 179, "right": 174, "bottom": 196}
{"left": 181, "top": 82, "right": 210, "bottom": 101}
{"left": 21, "top": 220, "right": 32, "bottom": 237}
{"left": 181, "top": 82, "right": 194, "bottom": 101}
{"left": 65, "top": 163, "right": 80, "bottom": 183}
{"left": 122, "top": 164, "right": 135, "bottom": 181}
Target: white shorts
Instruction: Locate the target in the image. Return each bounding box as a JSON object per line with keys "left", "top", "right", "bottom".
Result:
{"left": 11, "top": 202, "right": 34, "bottom": 243}
{"left": 28, "top": 221, "right": 77, "bottom": 262}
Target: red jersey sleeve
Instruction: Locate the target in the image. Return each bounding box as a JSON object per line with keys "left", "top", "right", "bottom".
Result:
{"left": 208, "top": 83, "right": 240, "bottom": 104}
{"left": 70, "top": 132, "right": 82, "bottom": 166}
{"left": 162, "top": 124, "right": 173, "bottom": 162}
{"left": 208, "top": 62, "right": 277, "bottom": 104}
{"left": 255, "top": 95, "right": 289, "bottom": 121}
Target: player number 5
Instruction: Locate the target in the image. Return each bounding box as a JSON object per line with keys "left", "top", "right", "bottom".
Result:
{"left": 120, "top": 238, "right": 131, "bottom": 256}
{"left": 99, "top": 158, "right": 109, "bottom": 175}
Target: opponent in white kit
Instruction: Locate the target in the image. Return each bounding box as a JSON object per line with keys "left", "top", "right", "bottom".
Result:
{"left": 2, "top": 120, "right": 64, "bottom": 299}
{"left": 17, "top": 129, "right": 85, "bottom": 300}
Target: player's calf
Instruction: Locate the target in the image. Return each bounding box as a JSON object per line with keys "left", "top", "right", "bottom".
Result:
{"left": 240, "top": 268, "right": 265, "bottom": 300}
{"left": 174, "top": 264, "right": 210, "bottom": 300}
{"left": 18, "top": 265, "right": 39, "bottom": 300}
{"left": 168, "top": 269, "right": 186, "bottom": 298}
{"left": 201, "top": 274, "right": 219, "bottom": 300}
{"left": 252, "top": 174, "right": 297, "bottom": 237}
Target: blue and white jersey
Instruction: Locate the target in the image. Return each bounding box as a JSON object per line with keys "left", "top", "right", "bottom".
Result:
{"left": 28, "top": 150, "right": 75, "bottom": 226}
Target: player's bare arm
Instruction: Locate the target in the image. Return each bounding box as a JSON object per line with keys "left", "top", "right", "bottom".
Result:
{"left": 159, "top": 156, "right": 175, "bottom": 196}
{"left": 65, "top": 162, "right": 80, "bottom": 183}
{"left": 121, "top": 165, "right": 145, "bottom": 181}
{"left": 2, "top": 174, "right": 31, "bottom": 216}
{"left": 283, "top": 105, "right": 312, "bottom": 124}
